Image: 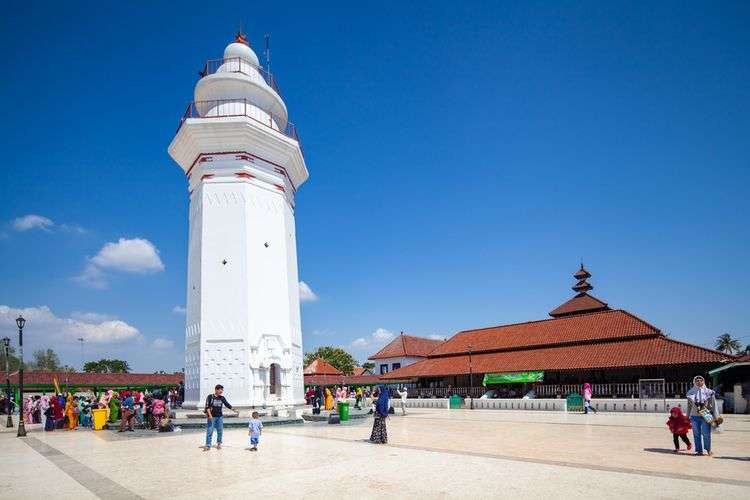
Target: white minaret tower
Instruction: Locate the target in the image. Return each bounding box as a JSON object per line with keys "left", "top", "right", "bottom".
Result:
{"left": 168, "top": 33, "right": 308, "bottom": 408}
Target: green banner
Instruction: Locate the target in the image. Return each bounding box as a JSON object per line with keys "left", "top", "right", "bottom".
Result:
{"left": 482, "top": 371, "right": 544, "bottom": 385}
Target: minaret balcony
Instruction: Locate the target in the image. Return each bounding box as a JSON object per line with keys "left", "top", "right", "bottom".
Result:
{"left": 200, "top": 57, "right": 282, "bottom": 97}
{"left": 177, "top": 98, "right": 301, "bottom": 145}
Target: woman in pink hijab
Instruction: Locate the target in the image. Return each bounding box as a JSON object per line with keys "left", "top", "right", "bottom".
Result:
{"left": 583, "top": 383, "right": 597, "bottom": 414}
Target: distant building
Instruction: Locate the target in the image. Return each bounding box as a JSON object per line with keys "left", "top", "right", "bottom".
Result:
{"left": 8, "top": 371, "right": 183, "bottom": 393}
{"left": 381, "top": 265, "right": 732, "bottom": 397}
{"left": 368, "top": 333, "right": 444, "bottom": 375}
{"left": 303, "top": 358, "right": 380, "bottom": 387}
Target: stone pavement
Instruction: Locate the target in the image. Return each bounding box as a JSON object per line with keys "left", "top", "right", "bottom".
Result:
{"left": 1, "top": 409, "right": 748, "bottom": 499}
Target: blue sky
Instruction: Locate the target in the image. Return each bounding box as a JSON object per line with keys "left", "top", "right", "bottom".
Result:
{"left": 1, "top": 1, "right": 748, "bottom": 372}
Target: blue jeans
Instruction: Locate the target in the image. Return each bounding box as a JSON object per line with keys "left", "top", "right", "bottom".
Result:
{"left": 690, "top": 416, "right": 711, "bottom": 453}
{"left": 205, "top": 416, "right": 223, "bottom": 446}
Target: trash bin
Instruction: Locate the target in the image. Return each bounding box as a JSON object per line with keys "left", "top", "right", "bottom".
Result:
{"left": 449, "top": 395, "right": 463, "bottom": 409}
{"left": 337, "top": 402, "right": 350, "bottom": 421}
{"left": 566, "top": 393, "right": 583, "bottom": 412}
{"left": 92, "top": 408, "right": 108, "bottom": 430}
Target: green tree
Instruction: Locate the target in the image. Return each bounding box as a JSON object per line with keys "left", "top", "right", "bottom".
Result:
{"left": 83, "top": 358, "right": 131, "bottom": 373}
{"left": 0, "top": 344, "right": 23, "bottom": 371}
{"left": 83, "top": 360, "right": 106, "bottom": 373}
{"left": 362, "top": 361, "right": 375, "bottom": 371}
{"left": 31, "top": 348, "right": 61, "bottom": 371}
{"left": 714, "top": 333, "right": 742, "bottom": 355}
{"left": 304, "top": 346, "right": 356, "bottom": 375}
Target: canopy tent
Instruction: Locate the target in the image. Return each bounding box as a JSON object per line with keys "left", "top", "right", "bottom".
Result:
{"left": 482, "top": 371, "right": 544, "bottom": 385}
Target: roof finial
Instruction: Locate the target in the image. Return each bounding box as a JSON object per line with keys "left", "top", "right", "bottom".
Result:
{"left": 234, "top": 25, "right": 250, "bottom": 46}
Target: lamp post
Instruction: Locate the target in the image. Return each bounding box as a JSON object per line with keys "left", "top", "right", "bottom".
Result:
{"left": 468, "top": 345, "right": 474, "bottom": 410}
{"left": 3, "top": 337, "right": 11, "bottom": 428}
{"left": 16, "top": 315, "right": 26, "bottom": 437}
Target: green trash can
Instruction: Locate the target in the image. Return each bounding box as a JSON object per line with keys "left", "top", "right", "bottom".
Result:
{"left": 337, "top": 402, "right": 350, "bottom": 421}
{"left": 566, "top": 392, "right": 583, "bottom": 412}
{"left": 449, "top": 395, "right": 463, "bottom": 409}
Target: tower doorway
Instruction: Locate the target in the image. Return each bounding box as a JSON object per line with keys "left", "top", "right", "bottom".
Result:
{"left": 269, "top": 363, "right": 280, "bottom": 396}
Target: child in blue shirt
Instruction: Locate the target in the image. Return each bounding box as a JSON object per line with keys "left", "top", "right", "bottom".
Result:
{"left": 248, "top": 411, "right": 263, "bottom": 451}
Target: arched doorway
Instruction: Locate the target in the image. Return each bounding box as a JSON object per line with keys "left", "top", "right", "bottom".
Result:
{"left": 269, "top": 363, "right": 280, "bottom": 396}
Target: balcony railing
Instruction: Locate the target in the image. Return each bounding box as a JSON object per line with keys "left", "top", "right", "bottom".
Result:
{"left": 177, "top": 98, "right": 301, "bottom": 144}
{"left": 200, "top": 57, "right": 282, "bottom": 96}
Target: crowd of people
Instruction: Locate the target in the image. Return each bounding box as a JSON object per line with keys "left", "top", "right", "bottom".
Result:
{"left": 305, "top": 385, "right": 388, "bottom": 413}
{"left": 1, "top": 385, "right": 183, "bottom": 433}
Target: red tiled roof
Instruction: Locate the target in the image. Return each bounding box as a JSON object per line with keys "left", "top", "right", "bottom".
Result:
{"left": 429, "top": 310, "right": 657, "bottom": 356}
{"left": 381, "top": 336, "right": 730, "bottom": 379}
{"left": 369, "top": 333, "right": 444, "bottom": 360}
{"left": 9, "top": 371, "right": 183, "bottom": 387}
{"left": 303, "top": 358, "right": 343, "bottom": 376}
{"left": 304, "top": 374, "right": 381, "bottom": 386}
{"left": 549, "top": 293, "right": 610, "bottom": 317}
{"left": 352, "top": 367, "right": 372, "bottom": 376}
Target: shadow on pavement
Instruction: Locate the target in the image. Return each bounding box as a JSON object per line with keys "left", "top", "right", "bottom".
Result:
{"left": 643, "top": 448, "right": 685, "bottom": 455}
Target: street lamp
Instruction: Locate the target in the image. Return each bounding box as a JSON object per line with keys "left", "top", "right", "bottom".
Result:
{"left": 468, "top": 345, "right": 474, "bottom": 410}
{"left": 16, "top": 315, "right": 26, "bottom": 437}
{"left": 3, "top": 337, "right": 12, "bottom": 428}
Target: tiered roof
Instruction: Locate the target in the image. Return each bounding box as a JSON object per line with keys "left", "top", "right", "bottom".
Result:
{"left": 368, "top": 333, "right": 444, "bottom": 360}
{"left": 549, "top": 264, "right": 610, "bottom": 317}
{"left": 381, "top": 265, "right": 731, "bottom": 380}
{"left": 381, "top": 310, "right": 729, "bottom": 379}
{"left": 303, "top": 358, "right": 342, "bottom": 376}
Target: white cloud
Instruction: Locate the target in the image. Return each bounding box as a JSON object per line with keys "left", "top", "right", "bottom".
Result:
{"left": 10, "top": 214, "right": 86, "bottom": 234}
{"left": 0, "top": 304, "right": 142, "bottom": 345}
{"left": 172, "top": 306, "right": 187, "bottom": 315}
{"left": 73, "top": 263, "right": 109, "bottom": 289}
{"left": 74, "top": 320, "right": 141, "bottom": 344}
{"left": 70, "top": 311, "right": 117, "bottom": 322}
{"left": 429, "top": 334, "right": 446, "bottom": 341}
{"left": 12, "top": 214, "right": 54, "bottom": 232}
{"left": 349, "top": 327, "right": 396, "bottom": 353}
{"left": 351, "top": 337, "right": 368, "bottom": 348}
{"left": 74, "top": 237, "right": 164, "bottom": 288}
{"left": 299, "top": 281, "right": 318, "bottom": 302}
{"left": 151, "top": 338, "right": 175, "bottom": 350}
{"left": 91, "top": 238, "right": 164, "bottom": 273}
{"left": 372, "top": 328, "right": 395, "bottom": 342}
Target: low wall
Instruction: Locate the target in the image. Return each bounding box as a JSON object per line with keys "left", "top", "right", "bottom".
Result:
{"left": 402, "top": 397, "right": 724, "bottom": 414}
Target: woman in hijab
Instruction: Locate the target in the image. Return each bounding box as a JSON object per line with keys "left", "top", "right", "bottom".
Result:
{"left": 64, "top": 394, "right": 78, "bottom": 430}
{"left": 51, "top": 395, "right": 64, "bottom": 429}
{"left": 369, "top": 385, "right": 390, "bottom": 444}
{"left": 23, "top": 397, "right": 33, "bottom": 424}
{"left": 583, "top": 383, "right": 597, "bottom": 414}
{"left": 313, "top": 386, "right": 323, "bottom": 413}
{"left": 686, "top": 375, "right": 717, "bottom": 456}
{"left": 324, "top": 387, "right": 334, "bottom": 410}
{"left": 108, "top": 392, "right": 120, "bottom": 423}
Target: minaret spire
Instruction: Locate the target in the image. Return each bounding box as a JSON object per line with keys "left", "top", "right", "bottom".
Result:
{"left": 572, "top": 263, "right": 593, "bottom": 294}
{"left": 234, "top": 28, "right": 250, "bottom": 46}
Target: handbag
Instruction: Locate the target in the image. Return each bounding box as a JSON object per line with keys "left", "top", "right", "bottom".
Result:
{"left": 699, "top": 408, "right": 714, "bottom": 424}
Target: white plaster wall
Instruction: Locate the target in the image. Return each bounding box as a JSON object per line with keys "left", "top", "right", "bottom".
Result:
{"left": 371, "top": 356, "right": 424, "bottom": 374}
{"left": 182, "top": 153, "right": 304, "bottom": 408}
{"left": 404, "top": 398, "right": 725, "bottom": 413}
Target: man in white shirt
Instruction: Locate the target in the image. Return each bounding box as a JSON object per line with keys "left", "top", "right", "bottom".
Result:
{"left": 396, "top": 387, "right": 408, "bottom": 415}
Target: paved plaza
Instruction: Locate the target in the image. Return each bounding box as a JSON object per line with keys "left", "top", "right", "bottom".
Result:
{"left": 1, "top": 409, "right": 749, "bottom": 499}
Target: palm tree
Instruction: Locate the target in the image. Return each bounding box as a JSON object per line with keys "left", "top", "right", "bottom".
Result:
{"left": 714, "top": 333, "right": 742, "bottom": 354}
